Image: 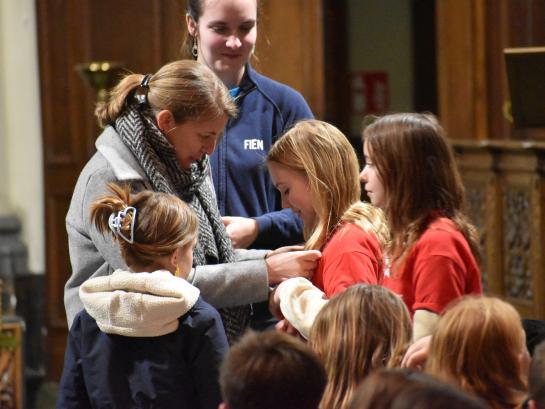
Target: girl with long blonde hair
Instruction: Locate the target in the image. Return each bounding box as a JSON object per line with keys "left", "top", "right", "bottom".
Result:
{"left": 267, "top": 119, "right": 388, "bottom": 295}
{"left": 266, "top": 119, "right": 389, "bottom": 337}
{"left": 310, "top": 285, "right": 412, "bottom": 409}
{"left": 360, "top": 113, "right": 482, "bottom": 340}
{"left": 426, "top": 296, "right": 529, "bottom": 409}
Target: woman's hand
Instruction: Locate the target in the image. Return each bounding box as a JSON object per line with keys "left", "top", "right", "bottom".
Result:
{"left": 268, "top": 286, "right": 283, "bottom": 319}
{"left": 265, "top": 249, "right": 321, "bottom": 285}
{"left": 222, "top": 216, "right": 259, "bottom": 249}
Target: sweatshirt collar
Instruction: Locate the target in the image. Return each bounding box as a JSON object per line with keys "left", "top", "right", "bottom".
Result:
{"left": 235, "top": 64, "right": 257, "bottom": 100}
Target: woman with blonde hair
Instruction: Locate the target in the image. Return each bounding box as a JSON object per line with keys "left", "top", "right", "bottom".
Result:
{"left": 426, "top": 296, "right": 529, "bottom": 409}
{"left": 266, "top": 119, "right": 389, "bottom": 337}
{"left": 360, "top": 113, "right": 482, "bottom": 340}
{"left": 59, "top": 184, "right": 228, "bottom": 408}
{"left": 65, "top": 60, "right": 320, "bottom": 341}
{"left": 310, "top": 285, "right": 412, "bottom": 409}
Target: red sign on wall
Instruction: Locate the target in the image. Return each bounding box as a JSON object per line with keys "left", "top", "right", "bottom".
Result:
{"left": 351, "top": 71, "right": 390, "bottom": 115}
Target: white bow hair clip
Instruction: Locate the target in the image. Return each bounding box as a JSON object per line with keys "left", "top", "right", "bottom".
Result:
{"left": 108, "top": 206, "right": 137, "bottom": 244}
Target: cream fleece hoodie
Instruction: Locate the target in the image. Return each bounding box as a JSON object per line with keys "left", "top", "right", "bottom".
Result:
{"left": 277, "top": 277, "right": 329, "bottom": 339}
{"left": 79, "top": 269, "right": 200, "bottom": 337}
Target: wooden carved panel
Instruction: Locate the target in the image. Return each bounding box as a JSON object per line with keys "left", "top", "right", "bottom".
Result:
{"left": 531, "top": 174, "right": 545, "bottom": 320}
{"left": 465, "top": 184, "right": 489, "bottom": 291}
{"left": 496, "top": 149, "right": 545, "bottom": 318}
{"left": 455, "top": 140, "right": 545, "bottom": 320}
{"left": 453, "top": 144, "right": 498, "bottom": 293}
{"left": 0, "top": 321, "right": 23, "bottom": 409}
{"left": 502, "top": 187, "right": 532, "bottom": 301}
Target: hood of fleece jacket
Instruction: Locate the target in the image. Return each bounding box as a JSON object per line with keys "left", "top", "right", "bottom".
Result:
{"left": 79, "top": 269, "right": 200, "bottom": 337}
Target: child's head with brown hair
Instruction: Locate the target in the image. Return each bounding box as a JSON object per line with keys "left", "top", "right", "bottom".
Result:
{"left": 426, "top": 296, "right": 529, "bottom": 409}
{"left": 349, "top": 368, "right": 487, "bottom": 409}
{"left": 267, "top": 119, "right": 388, "bottom": 251}
{"left": 90, "top": 183, "right": 198, "bottom": 276}
{"left": 309, "top": 285, "right": 412, "bottom": 409}
{"left": 219, "top": 330, "right": 327, "bottom": 409}
{"left": 360, "top": 112, "right": 479, "bottom": 263}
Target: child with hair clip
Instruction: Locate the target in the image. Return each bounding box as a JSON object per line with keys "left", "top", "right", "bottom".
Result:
{"left": 310, "top": 285, "right": 412, "bottom": 409}
{"left": 266, "top": 119, "right": 389, "bottom": 337}
{"left": 360, "top": 113, "right": 482, "bottom": 341}
{"left": 57, "top": 183, "right": 228, "bottom": 409}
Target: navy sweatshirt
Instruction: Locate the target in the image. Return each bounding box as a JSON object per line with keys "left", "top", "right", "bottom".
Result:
{"left": 57, "top": 298, "right": 228, "bottom": 409}
{"left": 210, "top": 65, "right": 313, "bottom": 249}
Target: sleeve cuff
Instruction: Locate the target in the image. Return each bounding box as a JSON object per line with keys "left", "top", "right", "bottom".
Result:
{"left": 277, "top": 278, "right": 328, "bottom": 339}
{"left": 254, "top": 214, "right": 273, "bottom": 235}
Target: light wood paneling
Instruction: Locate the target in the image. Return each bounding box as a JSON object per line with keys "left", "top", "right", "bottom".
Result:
{"left": 254, "top": 0, "right": 325, "bottom": 117}
{"left": 437, "top": 0, "right": 545, "bottom": 140}
{"left": 436, "top": 0, "right": 488, "bottom": 140}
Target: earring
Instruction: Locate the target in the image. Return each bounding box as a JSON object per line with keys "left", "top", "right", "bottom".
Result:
{"left": 191, "top": 37, "right": 198, "bottom": 59}
{"left": 175, "top": 265, "right": 181, "bottom": 277}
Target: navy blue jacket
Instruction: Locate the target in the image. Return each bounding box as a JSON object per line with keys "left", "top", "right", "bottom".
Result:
{"left": 57, "top": 298, "right": 228, "bottom": 409}
{"left": 210, "top": 66, "right": 313, "bottom": 249}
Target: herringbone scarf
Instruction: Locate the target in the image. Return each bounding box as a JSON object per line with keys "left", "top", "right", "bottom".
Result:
{"left": 114, "top": 103, "right": 249, "bottom": 342}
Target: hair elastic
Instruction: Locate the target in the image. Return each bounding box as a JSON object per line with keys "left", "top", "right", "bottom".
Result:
{"left": 108, "top": 206, "right": 137, "bottom": 244}
{"left": 135, "top": 74, "right": 152, "bottom": 107}
{"left": 140, "top": 74, "right": 152, "bottom": 88}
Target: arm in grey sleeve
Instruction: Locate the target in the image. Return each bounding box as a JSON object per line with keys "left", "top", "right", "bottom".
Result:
{"left": 187, "top": 258, "right": 269, "bottom": 308}
{"left": 234, "top": 249, "right": 269, "bottom": 262}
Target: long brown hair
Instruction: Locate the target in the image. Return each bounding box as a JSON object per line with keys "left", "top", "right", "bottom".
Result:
{"left": 310, "top": 285, "right": 412, "bottom": 409}
{"left": 90, "top": 183, "right": 198, "bottom": 268}
{"left": 362, "top": 113, "right": 479, "bottom": 265}
{"left": 267, "top": 119, "right": 389, "bottom": 251}
{"left": 426, "top": 296, "right": 528, "bottom": 409}
{"left": 95, "top": 59, "right": 237, "bottom": 127}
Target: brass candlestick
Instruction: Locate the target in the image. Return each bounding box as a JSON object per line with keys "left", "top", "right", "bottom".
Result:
{"left": 75, "top": 61, "right": 125, "bottom": 103}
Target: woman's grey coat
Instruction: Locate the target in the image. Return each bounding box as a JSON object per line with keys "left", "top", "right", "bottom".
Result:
{"left": 64, "top": 127, "right": 269, "bottom": 327}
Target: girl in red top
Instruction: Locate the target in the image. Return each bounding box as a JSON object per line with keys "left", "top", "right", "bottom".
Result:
{"left": 267, "top": 119, "right": 389, "bottom": 297}
{"left": 360, "top": 113, "right": 482, "bottom": 341}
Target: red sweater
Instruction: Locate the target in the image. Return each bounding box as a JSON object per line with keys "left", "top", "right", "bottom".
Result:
{"left": 384, "top": 217, "right": 482, "bottom": 316}
{"left": 312, "top": 223, "right": 383, "bottom": 297}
